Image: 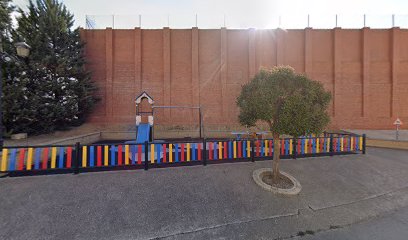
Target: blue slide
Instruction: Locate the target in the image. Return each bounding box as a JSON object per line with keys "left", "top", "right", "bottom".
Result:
{"left": 136, "top": 123, "right": 151, "bottom": 144}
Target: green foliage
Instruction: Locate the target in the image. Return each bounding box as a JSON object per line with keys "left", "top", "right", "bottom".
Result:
{"left": 0, "top": 0, "right": 15, "bottom": 64}
{"left": 3, "top": 0, "right": 98, "bottom": 135}
{"left": 0, "top": 0, "right": 13, "bottom": 35}
{"left": 237, "top": 66, "right": 331, "bottom": 137}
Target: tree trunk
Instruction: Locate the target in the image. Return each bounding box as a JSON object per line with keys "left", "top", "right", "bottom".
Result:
{"left": 272, "top": 132, "right": 280, "bottom": 182}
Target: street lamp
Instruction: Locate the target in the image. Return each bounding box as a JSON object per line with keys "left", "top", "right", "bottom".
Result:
{"left": 0, "top": 41, "right": 31, "bottom": 150}
{"left": 15, "top": 42, "right": 31, "bottom": 58}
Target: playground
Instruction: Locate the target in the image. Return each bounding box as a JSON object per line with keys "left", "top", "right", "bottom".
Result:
{"left": 0, "top": 91, "right": 366, "bottom": 176}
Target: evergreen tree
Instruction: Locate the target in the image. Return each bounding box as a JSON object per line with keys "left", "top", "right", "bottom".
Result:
{"left": 1, "top": 0, "right": 24, "bottom": 136}
{"left": 0, "top": 0, "right": 13, "bottom": 35}
{"left": 5, "top": 0, "right": 98, "bottom": 134}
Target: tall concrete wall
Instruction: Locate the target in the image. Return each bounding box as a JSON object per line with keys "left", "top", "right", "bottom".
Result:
{"left": 81, "top": 27, "right": 408, "bottom": 130}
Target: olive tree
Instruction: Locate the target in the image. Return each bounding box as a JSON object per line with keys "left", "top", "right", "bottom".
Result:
{"left": 237, "top": 66, "right": 331, "bottom": 181}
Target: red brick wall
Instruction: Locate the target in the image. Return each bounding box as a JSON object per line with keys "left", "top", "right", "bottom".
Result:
{"left": 81, "top": 27, "right": 408, "bottom": 129}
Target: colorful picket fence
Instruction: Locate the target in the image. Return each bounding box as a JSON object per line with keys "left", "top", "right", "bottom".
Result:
{"left": 148, "top": 142, "right": 204, "bottom": 164}
{"left": 80, "top": 144, "right": 145, "bottom": 168}
{"left": 0, "top": 145, "right": 74, "bottom": 172}
{"left": 204, "top": 140, "right": 252, "bottom": 161}
{"left": 0, "top": 134, "right": 366, "bottom": 175}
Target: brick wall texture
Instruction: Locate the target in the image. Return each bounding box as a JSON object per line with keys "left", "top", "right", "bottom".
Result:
{"left": 81, "top": 27, "right": 408, "bottom": 130}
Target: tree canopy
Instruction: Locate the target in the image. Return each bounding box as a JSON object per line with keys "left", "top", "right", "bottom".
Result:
{"left": 237, "top": 66, "right": 332, "bottom": 180}
{"left": 0, "top": 0, "right": 13, "bottom": 35}
{"left": 0, "top": 0, "right": 15, "bottom": 57}
{"left": 2, "top": 0, "right": 98, "bottom": 135}
{"left": 237, "top": 66, "right": 331, "bottom": 138}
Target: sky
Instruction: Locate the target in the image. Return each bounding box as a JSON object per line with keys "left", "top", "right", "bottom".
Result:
{"left": 12, "top": 0, "right": 408, "bottom": 29}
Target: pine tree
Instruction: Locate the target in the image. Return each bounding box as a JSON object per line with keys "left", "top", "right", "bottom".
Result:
{"left": 1, "top": 0, "right": 25, "bottom": 136}
{"left": 0, "top": 0, "right": 13, "bottom": 35}
{"left": 6, "top": 0, "right": 98, "bottom": 134}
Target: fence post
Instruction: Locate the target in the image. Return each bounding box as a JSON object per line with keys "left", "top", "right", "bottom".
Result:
{"left": 144, "top": 141, "right": 149, "bottom": 170}
{"left": 251, "top": 139, "right": 255, "bottom": 162}
{"left": 203, "top": 139, "right": 207, "bottom": 166}
{"left": 74, "top": 142, "right": 80, "bottom": 174}
{"left": 362, "top": 134, "right": 366, "bottom": 154}
{"left": 293, "top": 138, "right": 297, "bottom": 159}
{"left": 329, "top": 135, "right": 334, "bottom": 157}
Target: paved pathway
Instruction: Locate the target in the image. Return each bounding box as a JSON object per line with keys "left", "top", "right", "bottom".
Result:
{"left": 1, "top": 147, "right": 408, "bottom": 239}
{"left": 301, "top": 206, "right": 408, "bottom": 240}
{"left": 347, "top": 129, "right": 408, "bottom": 141}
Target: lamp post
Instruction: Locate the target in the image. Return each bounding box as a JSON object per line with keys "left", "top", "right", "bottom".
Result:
{"left": 0, "top": 41, "right": 31, "bottom": 150}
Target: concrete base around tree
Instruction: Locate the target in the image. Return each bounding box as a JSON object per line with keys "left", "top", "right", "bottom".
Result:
{"left": 1, "top": 147, "right": 408, "bottom": 239}
{"left": 252, "top": 168, "right": 302, "bottom": 195}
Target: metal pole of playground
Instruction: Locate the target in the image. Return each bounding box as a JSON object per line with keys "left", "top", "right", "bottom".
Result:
{"left": 198, "top": 107, "right": 203, "bottom": 139}
{"left": 152, "top": 107, "right": 155, "bottom": 142}
{"left": 152, "top": 105, "right": 203, "bottom": 140}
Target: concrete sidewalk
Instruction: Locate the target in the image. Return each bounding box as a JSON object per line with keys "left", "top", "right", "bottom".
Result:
{"left": 347, "top": 129, "right": 408, "bottom": 141}
{"left": 302, "top": 206, "right": 408, "bottom": 240}
{"left": 1, "top": 147, "right": 408, "bottom": 239}
{"left": 347, "top": 129, "right": 408, "bottom": 150}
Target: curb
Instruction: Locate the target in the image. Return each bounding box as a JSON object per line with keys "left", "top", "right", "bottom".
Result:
{"left": 253, "top": 168, "right": 302, "bottom": 195}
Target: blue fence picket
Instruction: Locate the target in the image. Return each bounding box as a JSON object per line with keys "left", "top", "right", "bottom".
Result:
{"left": 213, "top": 142, "right": 217, "bottom": 160}
{"left": 192, "top": 143, "right": 196, "bottom": 161}
{"left": 110, "top": 145, "right": 115, "bottom": 166}
{"left": 89, "top": 146, "right": 95, "bottom": 167}
{"left": 243, "top": 141, "right": 247, "bottom": 158}
{"left": 228, "top": 141, "right": 233, "bottom": 159}
{"left": 131, "top": 145, "right": 137, "bottom": 164}
{"left": 174, "top": 144, "right": 179, "bottom": 162}
{"left": 156, "top": 144, "right": 161, "bottom": 164}
{"left": 58, "top": 147, "right": 64, "bottom": 169}
{"left": 34, "top": 148, "right": 41, "bottom": 170}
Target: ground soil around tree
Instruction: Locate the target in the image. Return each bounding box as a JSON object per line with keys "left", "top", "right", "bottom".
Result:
{"left": 261, "top": 172, "right": 294, "bottom": 189}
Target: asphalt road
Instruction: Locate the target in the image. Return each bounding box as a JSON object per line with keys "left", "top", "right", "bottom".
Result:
{"left": 1, "top": 147, "right": 408, "bottom": 240}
